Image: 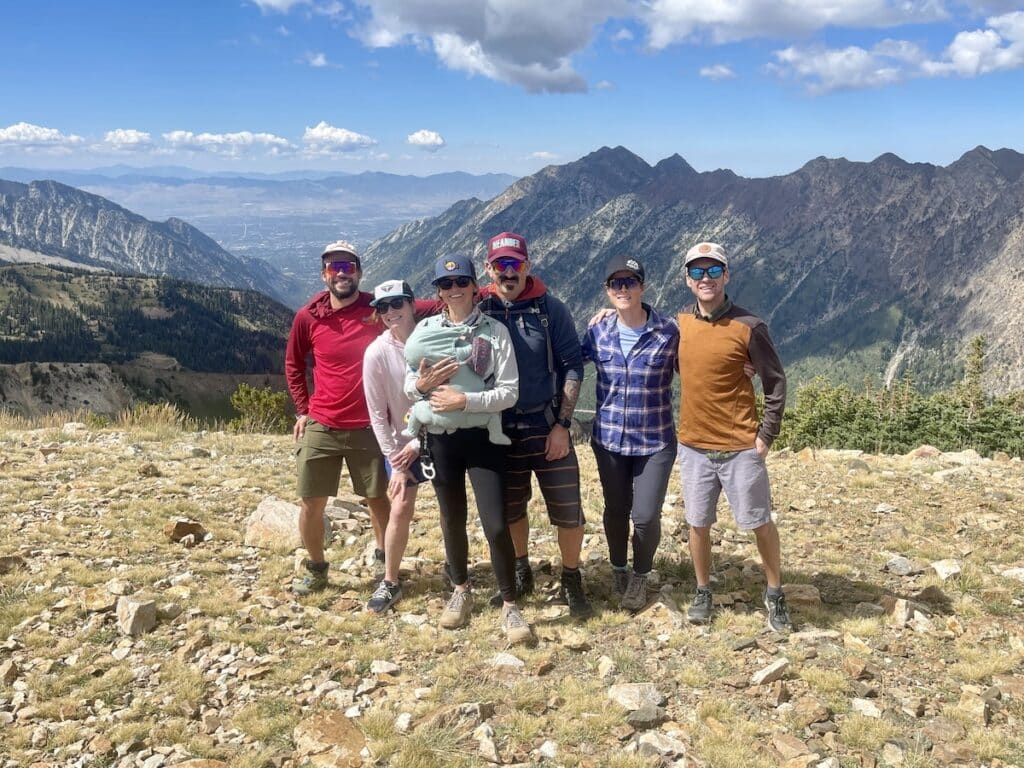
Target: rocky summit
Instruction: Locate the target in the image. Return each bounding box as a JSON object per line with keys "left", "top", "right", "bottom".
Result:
{"left": 364, "top": 145, "right": 1024, "bottom": 393}
{"left": 1, "top": 418, "right": 1023, "bottom": 766}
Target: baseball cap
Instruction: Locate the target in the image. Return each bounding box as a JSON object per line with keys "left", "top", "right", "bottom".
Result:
{"left": 605, "top": 255, "right": 645, "bottom": 283}
{"left": 683, "top": 242, "right": 728, "bottom": 267}
{"left": 487, "top": 232, "right": 528, "bottom": 263}
{"left": 321, "top": 240, "right": 360, "bottom": 267}
{"left": 370, "top": 279, "right": 414, "bottom": 307}
{"left": 433, "top": 255, "right": 477, "bottom": 284}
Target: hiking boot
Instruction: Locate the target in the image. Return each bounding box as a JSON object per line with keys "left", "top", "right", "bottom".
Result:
{"left": 611, "top": 567, "right": 631, "bottom": 599}
{"left": 439, "top": 589, "right": 473, "bottom": 629}
{"left": 489, "top": 560, "right": 536, "bottom": 608}
{"left": 366, "top": 579, "right": 402, "bottom": 614}
{"left": 687, "top": 587, "right": 714, "bottom": 624}
{"left": 500, "top": 604, "right": 533, "bottom": 645}
{"left": 292, "top": 559, "right": 328, "bottom": 596}
{"left": 764, "top": 590, "right": 793, "bottom": 633}
{"left": 620, "top": 571, "right": 649, "bottom": 612}
{"left": 559, "top": 570, "right": 593, "bottom": 619}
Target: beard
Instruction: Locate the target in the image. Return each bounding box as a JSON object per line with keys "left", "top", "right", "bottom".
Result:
{"left": 327, "top": 278, "right": 358, "bottom": 301}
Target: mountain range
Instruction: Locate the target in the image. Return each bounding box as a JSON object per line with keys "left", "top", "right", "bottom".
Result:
{"left": 363, "top": 145, "right": 1024, "bottom": 393}
{"left": 0, "top": 179, "right": 306, "bottom": 307}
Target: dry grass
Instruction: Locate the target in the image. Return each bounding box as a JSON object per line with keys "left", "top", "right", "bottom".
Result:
{"left": 2, "top": 415, "right": 1023, "bottom": 765}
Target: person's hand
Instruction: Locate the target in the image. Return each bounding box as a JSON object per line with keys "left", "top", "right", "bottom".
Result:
{"left": 755, "top": 436, "right": 769, "bottom": 458}
{"left": 544, "top": 424, "right": 571, "bottom": 461}
{"left": 744, "top": 362, "right": 756, "bottom": 379}
{"left": 588, "top": 307, "right": 615, "bottom": 327}
{"left": 293, "top": 414, "right": 308, "bottom": 442}
{"left": 389, "top": 443, "right": 419, "bottom": 472}
{"left": 429, "top": 385, "right": 467, "bottom": 412}
{"left": 388, "top": 470, "right": 409, "bottom": 502}
{"left": 415, "top": 357, "right": 459, "bottom": 394}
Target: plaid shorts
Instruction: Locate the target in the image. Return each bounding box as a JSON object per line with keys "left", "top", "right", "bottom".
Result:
{"left": 503, "top": 418, "right": 585, "bottom": 528}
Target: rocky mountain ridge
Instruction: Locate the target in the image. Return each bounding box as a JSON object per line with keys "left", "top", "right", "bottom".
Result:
{"left": 0, "top": 180, "right": 304, "bottom": 307}
{"left": 364, "top": 145, "right": 1024, "bottom": 393}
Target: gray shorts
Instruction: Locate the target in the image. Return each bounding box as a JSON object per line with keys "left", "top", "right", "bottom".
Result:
{"left": 677, "top": 443, "right": 772, "bottom": 530}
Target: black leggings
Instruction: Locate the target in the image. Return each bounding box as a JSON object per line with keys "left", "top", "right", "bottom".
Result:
{"left": 428, "top": 428, "right": 516, "bottom": 602}
{"left": 592, "top": 441, "right": 676, "bottom": 574}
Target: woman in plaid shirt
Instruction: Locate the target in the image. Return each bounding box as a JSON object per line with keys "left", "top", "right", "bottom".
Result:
{"left": 581, "top": 255, "right": 679, "bottom": 612}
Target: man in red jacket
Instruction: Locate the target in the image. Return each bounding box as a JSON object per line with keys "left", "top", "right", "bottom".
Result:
{"left": 285, "top": 241, "right": 396, "bottom": 595}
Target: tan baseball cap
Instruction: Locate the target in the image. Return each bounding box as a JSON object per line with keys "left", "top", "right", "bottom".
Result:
{"left": 684, "top": 242, "right": 728, "bottom": 267}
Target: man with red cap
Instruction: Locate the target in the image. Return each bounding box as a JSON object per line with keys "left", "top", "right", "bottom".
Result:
{"left": 476, "top": 232, "right": 593, "bottom": 618}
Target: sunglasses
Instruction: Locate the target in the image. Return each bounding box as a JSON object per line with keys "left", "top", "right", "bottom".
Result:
{"left": 491, "top": 257, "right": 526, "bottom": 273}
{"left": 436, "top": 276, "right": 473, "bottom": 290}
{"left": 687, "top": 265, "right": 725, "bottom": 280}
{"left": 324, "top": 260, "right": 358, "bottom": 276}
{"left": 375, "top": 297, "right": 408, "bottom": 313}
{"left": 606, "top": 276, "right": 642, "bottom": 291}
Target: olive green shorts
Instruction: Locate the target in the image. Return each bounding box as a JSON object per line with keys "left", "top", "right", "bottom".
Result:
{"left": 296, "top": 420, "right": 386, "bottom": 499}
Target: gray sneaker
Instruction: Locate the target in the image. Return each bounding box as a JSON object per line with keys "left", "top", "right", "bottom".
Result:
{"left": 439, "top": 589, "right": 473, "bottom": 629}
{"left": 611, "top": 568, "right": 631, "bottom": 599}
{"left": 687, "top": 587, "right": 713, "bottom": 624}
{"left": 292, "top": 560, "right": 328, "bottom": 596}
{"left": 500, "top": 604, "right": 533, "bottom": 645}
{"left": 366, "top": 579, "right": 402, "bottom": 614}
{"left": 764, "top": 590, "right": 793, "bottom": 633}
{"left": 620, "top": 571, "right": 649, "bottom": 611}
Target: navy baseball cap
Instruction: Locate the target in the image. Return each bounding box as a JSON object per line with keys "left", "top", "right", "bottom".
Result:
{"left": 432, "top": 255, "right": 477, "bottom": 284}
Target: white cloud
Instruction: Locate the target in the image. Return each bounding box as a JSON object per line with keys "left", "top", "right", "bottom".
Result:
{"left": 529, "top": 151, "right": 558, "bottom": 160}
{"left": 278, "top": 25, "right": 291, "bottom": 36}
{"left": 0, "top": 122, "right": 84, "bottom": 152}
{"left": 101, "top": 129, "right": 154, "bottom": 151}
{"left": 302, "top": 121, "right": 377, "bottom": 155}
{"left": 771, "top": 11, "right": 1024, "bottom": 92}
{"left": 407, "top": 129, "right": 446, "bottom": 152}
{"left": 252, "top": 0, "right": 307, "bottom": 12}
{"left": 162, "top": 129, "right": 293, "bottom": 156}
{"left": 699, "top": 63, "right": 736, "bottom": 80}
{"left": 595, "top": 79, "right": 616, "bottom": 89}
{"left": 352, "top": 0, "right": 629, "bottom": 93}
{"left": 611, "top": 28, "right": 634, "bottom": 42}
{"left": 642, "top": 0, "right": 948, "bottom": 48}
{"left": 302, "top": 50, "right": 330, "bottom": 67}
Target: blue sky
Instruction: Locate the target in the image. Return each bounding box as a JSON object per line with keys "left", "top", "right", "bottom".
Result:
{"left": 2, "top": 1, "right": 1023, "bottom": 178}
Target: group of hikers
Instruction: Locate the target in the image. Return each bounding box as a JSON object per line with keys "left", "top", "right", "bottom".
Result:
{"left": 283, "top": 232, "right": 791, "bottom": 645}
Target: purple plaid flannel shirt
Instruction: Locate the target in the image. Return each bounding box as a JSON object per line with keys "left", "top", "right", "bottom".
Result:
{"left": 581, "top": 305, "right": 679, "bottom": 456}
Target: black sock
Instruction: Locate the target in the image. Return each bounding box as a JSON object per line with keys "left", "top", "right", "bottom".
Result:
{"left": 562, "top": 566, "right": 579, "bottom": 577}
{"left": 307, "top": 560, "right": 328, "bottom": 573}
{"left": 515, "top": 555, "right": 531, "bottom": 569}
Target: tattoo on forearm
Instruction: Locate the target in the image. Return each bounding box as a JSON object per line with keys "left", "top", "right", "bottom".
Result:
{"left": 559, "top": 380, "right": 581, "bottom": 420}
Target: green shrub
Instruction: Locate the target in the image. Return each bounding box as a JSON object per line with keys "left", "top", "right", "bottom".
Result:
{"left": 228, "top": 383, "right": 290, "bottom": 434}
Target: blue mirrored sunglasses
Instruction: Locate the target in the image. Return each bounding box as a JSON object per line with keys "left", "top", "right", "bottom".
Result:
{"left": 687, "top": 265, "right": 725, "bottom": 280}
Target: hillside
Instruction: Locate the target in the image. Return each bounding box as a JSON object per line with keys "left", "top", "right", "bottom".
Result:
{"left": 363, "top": 146, "right": 1024, "bottom": 394}
{"left": 0, "top": 418, "right": 1021, "bottom": 766}
{"left": 0, "top": 262, "right": 291, "bottom": 373}
{"left": 0, "top": 179, "right": 305, "bottom": 307}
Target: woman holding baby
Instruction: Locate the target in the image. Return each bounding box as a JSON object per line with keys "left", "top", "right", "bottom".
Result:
{"left": 404, "top": 255, "right": 532, "bottom": 644}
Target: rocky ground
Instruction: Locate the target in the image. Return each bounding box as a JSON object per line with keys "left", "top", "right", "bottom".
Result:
{"left": 1, "top": 415, "right": 1022, "bottom": 768}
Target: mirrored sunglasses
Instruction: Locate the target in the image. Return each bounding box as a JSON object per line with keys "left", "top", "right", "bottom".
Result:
{"left": 492, "top": 257, "right": 526, "bottom": 273}
{"left": 324, "top": 260, "right": 358, "bottom": 276}
{"left": 436, "top": 276, "right": 473, "bottom": 290}
{"left": 687, "top": 265, "right": 725, "bottom": 280}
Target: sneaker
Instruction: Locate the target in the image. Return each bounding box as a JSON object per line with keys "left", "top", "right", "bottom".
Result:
{"left": 489, "top": 560, "right": 536, "bottom": 608}
{"left": 764, "top": 590, "right": 793, "bottom": 633}
{"left": 611, "top": 567, "right": 631, "bottom": 599}
{"left": 439, "top": 589, "right": 473, "bottom": 629}
{"left": 500, "top": 604, "right": 533, "bottom": 645}
{"left": 620, "top": 571, "right": 649, "bottom": 611}
{"left": 687, "top": 587, "right": 714, "bottom": 624}
{"left": 366, "top": 579, "right": 402, "bottom": 614}
{"left": 292, "top": 559, "right": 328, "bottom": 596}
{"left": 559, "top": 570, "right": 593, "bottom": 619}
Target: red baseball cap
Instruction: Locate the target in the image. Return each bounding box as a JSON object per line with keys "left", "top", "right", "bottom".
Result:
{"left": 487, "top": 232, "right": 528, "bottom": 262}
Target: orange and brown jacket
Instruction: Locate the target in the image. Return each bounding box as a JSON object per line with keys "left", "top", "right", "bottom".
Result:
{"left": 676, "top": 299, "right": 786, "bottom": 451}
